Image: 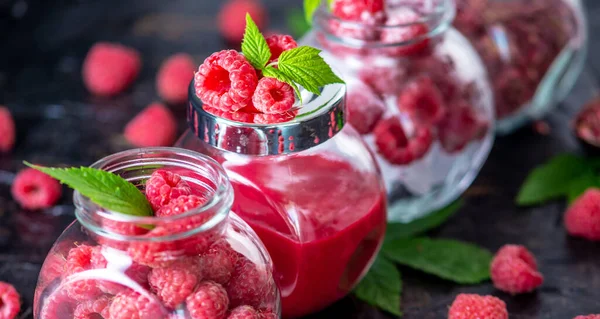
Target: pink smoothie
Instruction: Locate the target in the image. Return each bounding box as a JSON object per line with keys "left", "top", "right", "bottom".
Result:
{"left": 225, "top": 154, "right": 387, "bottom": 318}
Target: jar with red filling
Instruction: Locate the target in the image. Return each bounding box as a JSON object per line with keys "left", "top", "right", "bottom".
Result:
{"left": 33, "top": 148, "right": 280, "bottom": 319}
{"left": 454, "top": 0, "right": 587, "bottom": 133}
{"left": 176, "top": 82, "right": 387, "bottom": 318}
{"left": 300, "top": 0, "right": 494, "bottom": 221}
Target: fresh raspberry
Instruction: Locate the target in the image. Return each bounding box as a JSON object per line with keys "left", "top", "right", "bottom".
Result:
{"left": 91, "top": 247, "right": 150, "bottom": 294}
{"left": 331, "top": 0, "right": 384, "bottom": 20}
{"left": 203, "top": 106, "right": 256, "bottom": 124}
{"left": 39, "top": 289, "right": 75, "bottom": 319}
{"left": 73, "top": 295, "right": 111, "bottom": 319}
{"left": 0, "top": 282, "right": 20, "bottom": 319}
{"left": 96, "top": 217, "right": 150, "bottom": 250}
{"left": 128, "top": 227, "right": 180, "bottom": 268}
{"left": 438, "top": 103, "right": 483, "bottom": 153}
{"left": 200, "top": 241, "right": 239, "bottom": 285}
{"left": 252, "top": 77, "right": 295, "bottom": 114}
{"left": 346, "top": 82, "right": 385, "bottom": 134}
{"left": 564, "top": 189, "right": 600, "bottom": 241}
{"left": 0, "top": 106, "right": 15, "bottom": 152}
{"left": 195, "top": 51, "right": 258, "bottom": 112}
{"left": 448, "top": 294, "right": 508, "bottom": 319}
{"left": 574, "top": 315, "right": 600, "bottom": 319}
{"left": 145, "top": 170, "right": 193, "bottom": 211}
{"left": 156, "top": 195, "right": 208, "bottom": 218}
{"left": 218, "top": 0, "right": 266, "bottom": 43}
{"left": 108, "top": 291, "right": 165, "bottom": 319}
{"left": 39, "top": 252, "right": 66, "bottom": 287}
{"left": 258, "top": 310, "right": 276, "bottom": 319}
{"left": 124, "top": 102, "right": 177, "bottom": 147}
{"left": 148, "top": 257, "right": 202, "bottom": 308}
{"left": 186, "top": 281, "right": 229, "bottom": 319}
{"left": 358, "top": 64, "right": 407, "bottom": 96}
{"left": 254, "top": 111, "right": 297, "bottom": 124}
{"left": 157, "top": 53, "right": 196, "bottom": 104}
{"left": 11, "top": 168, "right": 62, "bottom": 210}
{"left": 265, "top": 34, "right": 297, "bottom": 63}
{"left": 226, "top": 259, "right": 270, "bottom": 308}
{"left": 408, "top": 126, "right": 433, "bottom": 161}
{"left": 82, "top": 42, "right": 141, "bottom": 96}
{"left": 397, "top": 76, "right": 446, "bottom": 126}
{"left": 490, "top": 244, "right": 544, "bottom": 294}
{"left": 380, "top": 9, "right": 430, "bottom": 57}
{"left": 63, "top": 245, "right": 103, "bottom": 301}
{"left": 228, "top": 306, "right": 258, "bottom": 319}
{"left": 373, "top": 117, "right": 414, "bottom": 165}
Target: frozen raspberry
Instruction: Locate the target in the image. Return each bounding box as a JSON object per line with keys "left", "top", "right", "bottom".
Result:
{"left": 574, "top": 315, "right": 600, "bottom": 319}
{"left": 157, "top": 195, "right": 209, "bottom": 218}
{"left": 73, "top": 295, "right": 111, "bottom": 319}
{"left": 39, "top": 289, "right": 75, "bottom": 319}
{"left": 218, "top": 0, "right": 266, "bottom": 43}
{"left": 200, "top": 241, "right": 239, "bottom": 285}
{"left": 124, "top": 103, "right": 177, "bottom": 147}
{"left": 108, "top": 291, "right": 165, "bottom": 319}
{"left": 146, "top": 170, "right": 193, "bottom": 211}
{"left": 408, "top": 126, "right": 433, "bottom": 161}
{"left": 157, "top": 53, "right": 196, "bottom": 104}
{"left": 448, "top": 294, "right": 508, "bottom": 319}
{"left": 359, "top": 63, "right": 407, "bottom": 96}
{"left": 149, "top": 257, "right": 202, "bottom": 308}
{"left": 265, "top": 34, "right": 297, "bottom": 63}
{"left": 331, "top": 0, "right": 384, "bottom": 20}
{"left": 373, "top": 117, "right": 414, "bottom": 165}
{"left": 438, "top": 103, "right": 483, "bottom": 153}
{"left": 226, "top": 259, "right": 270, "bottom": 308}
{"left": 11, "top": 168, "right": 62, "bottom": 210}
{"left": 186, "top": 281, "right": 229, "bottom": 319}
{"left": 63, "top": 245, "right": 103, "bottom": 301}
{"left": 82, "top": 42, "right": 141, "bottom": 96}
{"left": 228, "top": 306, "right": 258, "bottom": 319}
{"left": 0, "top": 282, "right": 20, "bottom": 319}
{"left": 397, "top": 76, "right": 446, "bottom": 126}
{"left": 0, "top": 106, "right": 15, "bottom": 152}
{"left": 490, "top": 244, "right": 544, "bottom": 294}
{"left": 380, "top": 9, "right": 430, "bottom": 57}
{"left": 254, "top": 111, "right": 297, "bottom": 124}
{"left": 346, "top": 82, "right": 385, "bottom": 134}
{"left": 564, "top": 189, "right": 600, "bottom": 241}
{"left": 252, "top": 77, "right": 295, "bottom": 114}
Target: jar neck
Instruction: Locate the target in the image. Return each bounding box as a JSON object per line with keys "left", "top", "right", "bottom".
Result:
{"left": 74, "top": 147, "right": 234, "bottom": 241}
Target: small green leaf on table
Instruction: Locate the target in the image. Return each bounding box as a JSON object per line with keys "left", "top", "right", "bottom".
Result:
{"left": 353, "top": 256, "right": 402, "bottom": 316}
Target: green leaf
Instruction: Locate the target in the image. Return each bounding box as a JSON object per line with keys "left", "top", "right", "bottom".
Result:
{"left": 516, "top": 154, "right": 593, "bottom": 206}
{"left": 277, "top": 46, "right": 344, "bottom": 95}
{"left": 304, "top": 0, "right": 321, "bottom": 25}
{"left": 384, "top": 237, "right": 492, "bottom": 284}
{"left": 353, "top": 256, "right": 402, "bottom": 316}
{"left": 385, "top": 200, "right": 463, "bottom": 243}
{"left": 25, "top": 162, "right": 152, "bottom": 217}
{"left": 241, "top": 13, "right": 271, "bottom": 70}
{"left": 567, "top": 171, "right": 600, "bottom": 203}
{"left": 262, "top": 66, "right": 302, "bottom": 102}
{"left": 286, "top": 9, "right": 311, "bottom": 38}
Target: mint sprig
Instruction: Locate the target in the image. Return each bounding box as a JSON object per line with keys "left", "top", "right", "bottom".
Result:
{"left": 25, "top": 162, "right": 152, "bottom": 217}
{"left": 353, "top": 256, "right": 402, "bottom": 316}
{"left": 241, "top": 13, "right": 271, "bottom": 70}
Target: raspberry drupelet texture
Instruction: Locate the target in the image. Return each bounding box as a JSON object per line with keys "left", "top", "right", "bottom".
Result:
{"left": 82, "top": 42, "right": 141, "bottom": 96}
{"left": 124, "top": 103, "right": 177, "bottom": 148}
{"left": 226, "top": 259, "right": 270, "bottom": 309}
{"left": 0, "top": 106, "right": 15, "bottom": 153}
{"left": 438, "top": 103, "right": 486, "bottom": 153}
{"left": 490, "top": 244, "right": 544, "bottom": 294}
{"left": 63, "top": 245, "right": 103, "bottom": 301}
{"left": 157, "top": 53, "right": 196, "bottom": 104}
{"left": 253, "top": 111, "right": 297, "bottom": 124}
{"left": 258, "top": 309, "right": 277, "bottom": 319}
{"left": 331, "top": 0, "right": 385, "bottom": 20}
{"left": 574, "top": 315, "right": 600, "bottom": 319}
{"left": 397, "top": 76, "right": 446, "bottom": 126}
{"left": 39, "top": 288, "right": 75, "bottom": 319}
{"left": 265, "top": 34, "right": 297, "bottom": 63}
{"left": 97, "top": 218, "right": 150, "bottom": 250}
{"left": 156, "top": 195, "right": 209, "bottom": 218}
{"left": 228, "top": 305, "right": 258, "bottom": 319}
{"left": 148, "top": 257, "right": 202, "bottom": 309}
{"left": 186, "top": 281, "right": 230, "bottom": 319}
{"left": 195, "top": 50, "right": 258, "bottom": 112}
{"left": 565, "top": 188, "right": 600, "bottom": 241}
{"left": 0, "top": 282, "right": 20, "bottom": 319}
{"left": 145, "top": 170, "right": 193, "bottom": 211}
{"left": 11, "top": 168, "right": 62, "bottom": 210}
{"left": 252, "top": 77, "right": 295, "bottom": 114}
{"left": 73, "top": 295, "right": 111, "bottom": 319}
{"left": 200, "top": 241, "right": 240, "bottom": 285}
{"left": 448, "top": 294, "right": 508, "bottom": 319}
{"left": 380, "top": 9, "right": 430, "bottom": 57}
{"left": 128, "top": 227, "right": 180, "bottom": 268}
{"left": 346, "top": 81, "right": 385, "bottom": 134}
{"left": 373, "top": 117, "right": 414, "bottom": 165}
{"left": 218, "top": 0, "right": 266, "bottom": 43}
{"left": 108, "top": 291, "right": 165, "bottom": 319}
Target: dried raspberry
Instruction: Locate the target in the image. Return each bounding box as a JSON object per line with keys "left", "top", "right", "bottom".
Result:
{"left": 124, "top": 103, "right": 177, "bottom": 147}
{"left": 0, "top": 106, "right": 15, "bottom": 152}
{"left": 490, "top": 244, "right": 544, "bottom": 294}
{"left": 438, "top": 103, "right": 483, "bottom": 153}
{"left": 226, "top": 259, "right": 270, "bottom": 308}
{"left": 0, "top": 282, "right": 20, "bottom": 319}
{"left": 448, "top": 294, "right": 508, "bottom": 319}
{"left": 73, "top": 295, "right": 111, "bottom": 319}
{"left": 108, "top": 291, "right": 165, "bottom": 319}
{"left": 373, "top": 117, "right": 414, "bottom": 165}
{"left": 11, "top": 168, "right": 62, "bottom": 210}
{"left": 228, "top": 306, "right": 258, "bottom": 319}
{"left": 146, "top": 170, "right": 193, "bottom": 211}
{"left": 564, "top": 189, "right": 600, "bottom": 241}
{"left": 218, "top": 0, "right": 266, "bottom": 43}
{"left": 149, "top": 257, "right": 202, "bottom": 308}
{"left": 63, "top": 245, "right": 103, "bottom": 301}
{"left": 265, "top": 34, "right": 297, "bottom": 63}
{"left": 82, "top": 42, "right": 141, "bottom": 96}
{"left": 252, "top": 77, "right": 295, "bottom": 114}
{"left": 408, "top": 126, "right": 433, "bottom": 161}
{"left": 186, "top": 281, "right": 229, "bottom": 319}
{"left": 574, "top": 315, "right": 600, "bottom": 319}
{"left": 346, "top": 82, "right": 385, "bottom": 134}
{"left": 200, "top": 241, "right": 239, "bottom": 285}
{"left": 157, "top": 53, "right": 196, "bottom": 104}
{"left": 39, "top": 289, "right": 75, "bottom": 319}
{"left": 380, "top": 9, "right": 430, "bottom": 57}
{"left": 195, "top": 50, "right": 258, "bottom": 112}
{"left": 156, "top": 195, "right": 209, "bottom": 218}
{"left": 254, "top": 111, "right": 297, "bottom": 124}
{"left": 397, "top": 76, "right": 446, "bottom": 126}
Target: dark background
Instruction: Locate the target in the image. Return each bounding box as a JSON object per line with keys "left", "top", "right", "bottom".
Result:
{"left": 1, "top": 0, "right": 600, "bottom": 318}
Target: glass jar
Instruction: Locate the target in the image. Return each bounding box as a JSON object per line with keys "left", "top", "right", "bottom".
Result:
{"left": 454, "top": 0, "right": 587, "bottom": 133}
{"left": 300, "top": 0, "right": 494, "bottom": 221}
{"left": 177, "top": 82, "right": 387, "bottom": 318}
{"left": 34, "top": 148, "right": 280, "bottom": 319}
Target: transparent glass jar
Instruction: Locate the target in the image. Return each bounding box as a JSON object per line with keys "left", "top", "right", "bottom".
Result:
{"left": 301, "top": 0, "right": 494, "bottom": 221}
{"left": 454, "top": 0, "right": 588, "bottom": 133}
{"left": 34, "top": 148, "right": 280, "bottom": 319}
{"left": 177, "top": 83, "right": 387, "bottom": 318}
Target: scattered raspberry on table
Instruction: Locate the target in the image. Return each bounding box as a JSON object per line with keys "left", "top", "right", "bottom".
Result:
{"left": 0, "top": 106, "right": 15, "bottom": 153}
{"left": 490, "top": 244, "right": 544, "bottom": 294}
{"left": 11, "top": 167, "right": 62, "bottom": 210}
{"left": 564, "top": 188, "right": 600, "bottom": 241}
{"left": 574, "top": 315, "right": 600, "bottom": 319}
{"left": 448, "top": 293, "right": 508, "bottom": 319}
{"left": 218, "top": 0, "right": 266, "bottom": 43}
{"left": 157, "top": 53, "right": 196, "bottom": 104}
{"left": 0, "top": 281, "right": 20, "bottom": 319}
{"left": 124, "top": 102, "right": 177, "bottom": 147}
{"left": 82, "top": 42, "right": 141, "bottom": 96}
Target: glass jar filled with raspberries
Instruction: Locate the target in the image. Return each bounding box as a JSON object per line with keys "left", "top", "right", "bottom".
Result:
{"left": 33, "top": 148, "right": 280, "bottom": 319}
{"left": 300, "top": 0, "right": 495, "bottom": 221}
{"left": 454, "top": 0, "right": 587, "bottom": 133}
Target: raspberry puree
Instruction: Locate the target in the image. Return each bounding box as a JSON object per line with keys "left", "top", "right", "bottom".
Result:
{"left": 224, "top": 153, "right": 387, "bottom": 318}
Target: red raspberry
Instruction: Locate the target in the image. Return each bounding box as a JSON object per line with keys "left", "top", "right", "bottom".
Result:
{"left": 331, "top": 0, "right": 384, "bottom": 20}
{"left": 448, "top": 294, "right": 508, "bottom": 319}
{"left": 195, "top": 50, "right": 258, "bottom": 112}
{"left": 11, "top": 168, "right": 62, "bottom": 210}
{"left": 82, "top": 42, "right": 141, "bottom": 96}
{"left": 186, "top": 281, "right": 229, "bottom": 319}
{"left": 0, "top": 282, "right": 20, "bottom": 319}
{"left": 39, "top": 253, "right": 66, "bottom": 287}
{"left": 157, "top": 53, "right": 196, "bottom": 104}
{"left": 96, "top": 218, "right": 150, "bottom": 250}
{"left": 63, "top": 245, "right": 103, "bottom": 301}
{"left": 204, "top": 106, "right": 256, "bottom": 124}
{"left": 73, "top": 295, "right": 111, "bottom": 319}
{"left": 380, "top": 9, "right": 430, "bottom": 57}
{"left": 373, "top": 117, "right": 414, "bottom": 165}
{"left": 397, "top": 76, "right": 446, "bottom": 126}
{"left": 149, "top": 257, "right": 202, "bottom": 308}
{"left": 128, "top": 227, "right": 180, "bottom": 268}
{"left": 228, "top": 306, "right": 258, "bottom": 319}
{"left": 108, "top": 291, "right": 165, "bottom": 319}
{"left": 90, "top": 247, "right": 150, "bottom": 294}
{"left": 254, "top": 111, "right": 297, "bottom": 124}
{"left": 200, "top": 241, "right": 239, "bottom": 285}
{"left": 252, "top": 77, "right": 295, "bottom": 114}
{"left": 564, "top": 189, "right": 600, "bottom": 241}
{"left": 438, "top": 103, "right": 483, "bottom": 153}
{"left": 408, "top": 126, "right": 433, "bottom": 161}
{"left": 265, "top": 34, "right": 297, "bottom": 63}
{"left": 346, "top": 82, "right": 385, "bottom": 134}
{"left": 39, "top": 289, "right": 75, "bottom": 319}
{"left": 226, "top": 259, "right": 270, "bottom": 309}
{"left": 0, "top": 106, "right": 15, "bottom": 152}
{"left": 359, "top": 64, "right": 407, "bottom": 96}
{"left": 218, "top": 0, "right": 266, "bottom": 43}
{"left": 156, "top": 195, "right": 208, "bottom": 218}
{"left": 490, "top": 244, "right": 544, "bottom": 294}
{"left": 574, "top": 315, "right": 600, "bottom": 319}
{"left": 146, "top": 170, "right": 193, "bottom": 211}
{"left": 124, "top": 102, "right": 177, "bottom": 147}
{"left": 258, "top": 310, "right": 276, "bottom": 319}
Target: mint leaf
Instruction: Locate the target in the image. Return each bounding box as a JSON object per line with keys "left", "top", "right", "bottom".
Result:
{"left": 353, "top": 256, "right": 402, "bottom": 316}
{"left": 567, "top": 171, "right": 600, "bottom": 203}
{"left": 384, "top": 237, "right": 492, "bottom": 284}
{"left": 277, "top": 46, "right": 344, "bottom": 95}
{"left": 516, "top": 154, "right": 593, "bottom": 206}
{"left": 25, "top": 162, "right": 152, "bottom": 217}
{"left": 262, "top": 66, "right": 302, "bottom": 102}
{"left": 385, "top": 200, "right": 462, "bottom": 243}
{"left": 241, "top": 13, "right": 271, "bottom": 70}
{"left": 304, "top": 0, "right": 321, "bottom": 24}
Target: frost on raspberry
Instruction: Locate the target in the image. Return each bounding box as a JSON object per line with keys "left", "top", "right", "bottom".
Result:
{"left": 124, "top": 103, "right": 177, "bottom": 148}
{"left": 490, "top": 244, "right": 544, "bottom": 294}
{"left": 0, "top": 282, "right": 20, "bottom": 319}
{"left": 438, "top": 103, "right": 485, "bottom": 153}
{"left": 252, "top": 77, "right": 295, "bottom": 114}
{"left": 397, "top": 76, "right": 446, "bottom": 126}
{"left": 380, "top": 9, "right": 431, "bottom": 57}
{"left": 149, "top": 257, "right": 202, "bottom": 308}
{"left": 346, "top": 81, "right": 385, "bottom": 134}
{"left": 359, "top": 63, "right": 407, "bottom": 96}
{"left": 73, "top": 295, "right": 111, "bottom": 319}
{"left": 564, "top": 188, "right": 600, "bottom": 241}
{"left": 226, "top": 258, "right": 271, "bottom": 309}
{"left": 11, "top": 167, "right": 62, "bottom": 210}
{"left": 82, "top": 42, "right": 141, "bottom": 96}
{"left": 195, "top": 50, "right": 258, "bottom": 112}
{"left": 228, "top": 305, "right": 258, "bottom": 319}
{"left": 108, "top": 291, "right": 166, "bottom": 319}
{"left": 448, "top": 294, "right": 508, "bottom": 319}
{"left": 331, "top": 0, "right": 384, "bottom": 20}
{"left": 200, "top": 240, "right": 240, "bottom": 285}
{"left": 266, "top": 34, "right": 297, "bottom": 63}
{"left": 373, "top": 117, "right": 414, "bottom": 165}
{"left": 0, "top": 106, "right": 15, "bottom": 153}
{"left": 146, "top": 170, "right": 193, "bottom": 211}
{"left": 62, "top": 244, "right": 103, "bottom": 301}
{"left": 187, "top": 281, "right": 229, "bottom": 319}
{"left": 157, "top": 53, "right": 196, "bottom": 105}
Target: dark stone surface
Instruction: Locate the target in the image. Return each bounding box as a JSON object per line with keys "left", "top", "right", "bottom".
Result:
{"left": 0, "top": 0, "right": 599, "bottom": 318}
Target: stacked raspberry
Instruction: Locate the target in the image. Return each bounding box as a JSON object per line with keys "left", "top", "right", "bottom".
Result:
{"left": 194, "top": 34, "right": 299, "bottom": 125}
